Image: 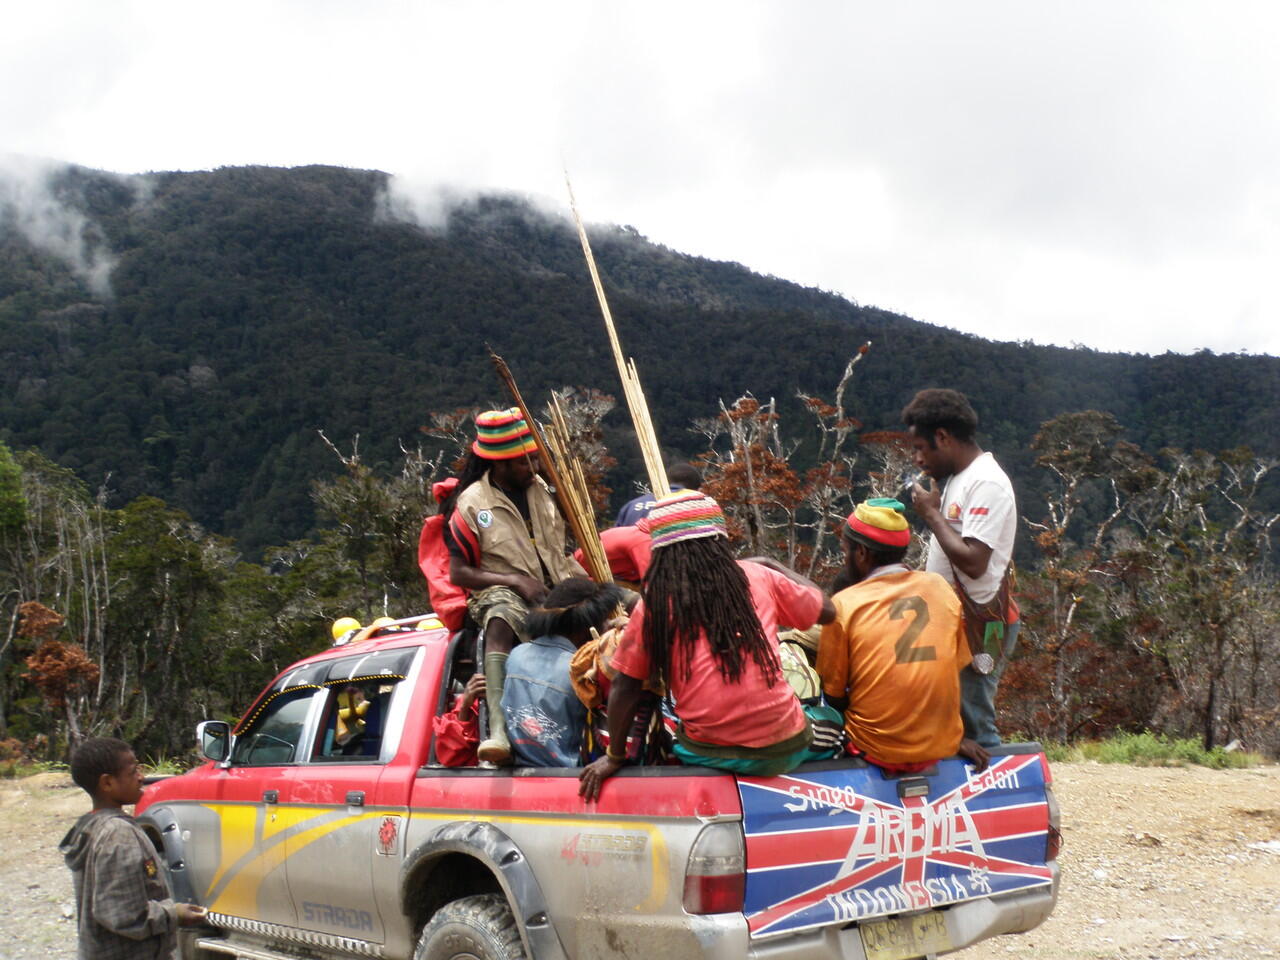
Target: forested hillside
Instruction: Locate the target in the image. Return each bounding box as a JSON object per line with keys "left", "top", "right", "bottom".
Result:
{"left": 3, "top": 163, "right": 1277, "bottom": 554}
{"left": 2, "top": 162, "right": 1278, "bottom": 765}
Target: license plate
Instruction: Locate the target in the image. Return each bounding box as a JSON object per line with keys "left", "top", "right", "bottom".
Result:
{"left": 859, "top": 911, "right": 952, "bottom": 960}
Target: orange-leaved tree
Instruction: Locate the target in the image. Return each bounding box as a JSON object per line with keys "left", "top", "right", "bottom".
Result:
{"left": 696, "top": 343, "right": 874, "bottom": 577}
{"left": 19, "top": 601, "right": 100, "bottom": 750}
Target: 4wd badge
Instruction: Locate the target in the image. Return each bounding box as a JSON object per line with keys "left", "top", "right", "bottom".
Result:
{"left": 377, "top": 816, "right": 401, "bottom": 856}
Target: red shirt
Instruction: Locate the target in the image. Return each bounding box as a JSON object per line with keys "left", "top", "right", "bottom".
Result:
{"left": 611, "top": 561, "right": 822, "bottom": 748}
{"left": 432, "top": 696, "right": 479, "bottom": 766}
{"left": 576, "top": 519, "right": 653, "bottom": 583}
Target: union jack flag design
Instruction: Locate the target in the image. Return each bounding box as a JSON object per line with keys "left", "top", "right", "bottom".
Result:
{"left": 738, "top": 752, "right": 1054, "bottom": 938}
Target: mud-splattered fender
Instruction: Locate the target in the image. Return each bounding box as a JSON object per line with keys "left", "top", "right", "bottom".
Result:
{"left": 137, "top": 805, "right": 199, "bottom": 905}
{"left": 400, "top": 819, "right": 568, "bottom": 960}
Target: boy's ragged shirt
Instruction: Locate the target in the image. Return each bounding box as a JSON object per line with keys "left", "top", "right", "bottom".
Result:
{"left": 60, "top": 808, "right": 179, "bottom": 960}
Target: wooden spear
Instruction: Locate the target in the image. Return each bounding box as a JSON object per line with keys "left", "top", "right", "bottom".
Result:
{"left": 564, "top": 175, "right": 670, "bottom": 499}
{"left": 544, "top": 393, "right": 611, "bottom": 582}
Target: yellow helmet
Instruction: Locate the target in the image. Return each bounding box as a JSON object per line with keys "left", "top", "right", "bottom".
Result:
{"left": 331, "top": 617, "right": 361, "bottom": 641}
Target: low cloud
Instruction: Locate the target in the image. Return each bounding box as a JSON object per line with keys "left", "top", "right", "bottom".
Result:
{"left": 373, "top": 175, "right": 463, "bottom": 232}
{"left": 0, "top": 155, "right": 124, "bottom": 298}
{"left": 374, "top": 173, "right": 571, "bottom": 236}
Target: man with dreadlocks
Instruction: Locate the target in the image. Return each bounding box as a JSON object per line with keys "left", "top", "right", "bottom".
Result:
{"left": 579, "top": 490, "right": 836, "bottom": 799}
{"left": 442, "top": 408, "right": 587, "bottom": 764}
{"left": 502, "top": 578, "right": 623, "bottom": 767}
{"left": 818, "top": 498, "right": 989, "bottom": 772}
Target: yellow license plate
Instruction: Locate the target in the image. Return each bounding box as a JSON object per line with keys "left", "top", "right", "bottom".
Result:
{"left": 859, "top": 911, "right": 952, "bottom": 960}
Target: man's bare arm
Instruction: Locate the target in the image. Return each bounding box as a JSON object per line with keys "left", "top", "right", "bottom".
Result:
{"left": 448, "top": 556, "right": 547, "bottom": 603}
{"left": 578, "top": 673, "right": 645, "bottom": 801}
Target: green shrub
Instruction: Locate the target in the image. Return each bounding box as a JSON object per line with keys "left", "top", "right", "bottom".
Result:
{"left": 141, "top": 755, "right": 189, "bottom": 777}
{"left": 1037, "top": 731, "right": 1263, "bottom": 768}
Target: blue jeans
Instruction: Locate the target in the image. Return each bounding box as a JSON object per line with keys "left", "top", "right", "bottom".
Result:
{"left": 959, "top": 619, "right": 1021, "bottom": 748}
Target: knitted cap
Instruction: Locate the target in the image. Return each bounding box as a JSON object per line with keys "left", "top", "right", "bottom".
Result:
{"left": 472, "top": 408, "right": 537, "bottom": 460}
{"left": 845, "top": 497, "right": 910, "bottom": 548}
{"left": 647, "top": 489, "right": 728, "bottom": 550}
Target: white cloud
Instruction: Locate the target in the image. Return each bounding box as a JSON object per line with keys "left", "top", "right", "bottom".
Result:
{"left": 373, "top": 177, "right": 459, "bottom": 233}
{"left": 0, "top": 155, "right": 124, "bottom": 298}
{"left": 1, "top": 1, "right": 1277, "bottom": 355}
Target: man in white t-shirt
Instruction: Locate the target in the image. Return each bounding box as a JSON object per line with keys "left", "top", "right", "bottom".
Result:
{"left": 903, "top": 388, "right": 1019, "bottom": 747}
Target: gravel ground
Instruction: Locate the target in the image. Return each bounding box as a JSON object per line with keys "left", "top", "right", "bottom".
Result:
{"left": 2, "top": 762, "right": 1277, "bottom": 959}
{"left": 954, "top": 762, "right": 1280, "bottom": 960}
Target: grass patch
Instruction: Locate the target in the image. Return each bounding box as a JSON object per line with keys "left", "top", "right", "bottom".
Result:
{"left": 141, "top": 755, "right": 188, "bottom": 777}
{"left": 2, "top": 754, "right": 190, "bottom": 780}
{"left": 1042, "top": 732, "right": 1264, "bottom": 768}
{"left": 0, "top": 758, "right": 67, "bottom": 779}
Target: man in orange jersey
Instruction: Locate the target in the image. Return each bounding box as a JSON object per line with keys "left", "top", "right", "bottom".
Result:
{"left": 818, "top": 498, "right": 989, "bottom": 772}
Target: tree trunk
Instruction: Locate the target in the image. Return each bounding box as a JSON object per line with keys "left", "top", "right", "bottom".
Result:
{"left": 65, "top": 698, "right": 82, "bottom": 751}
{"left": 1202, "top": 672, "right": 1218, "bottom": 751}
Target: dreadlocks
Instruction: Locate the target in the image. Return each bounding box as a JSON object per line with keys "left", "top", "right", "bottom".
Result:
{"left": 440, "top": 451, "right": 491, "bottom": 523}
{"left": 641, "top": 537, "right": 781, "bottom": 691}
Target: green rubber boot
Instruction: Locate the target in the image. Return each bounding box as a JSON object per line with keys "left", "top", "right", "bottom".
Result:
{"left": 477, "top": 650, "right": 512, "bottom": 765}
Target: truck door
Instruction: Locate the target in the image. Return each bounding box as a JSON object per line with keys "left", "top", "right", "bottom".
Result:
{"left": 200, "top": 682, "right": 328, "bottom": 929}
{"left": 283, "top": 647, "right": 421, "bottom": 945}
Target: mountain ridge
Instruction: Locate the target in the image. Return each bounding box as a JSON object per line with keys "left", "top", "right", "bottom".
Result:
{"left": 2, "top": 162, "right": 1276, "bottom": 553}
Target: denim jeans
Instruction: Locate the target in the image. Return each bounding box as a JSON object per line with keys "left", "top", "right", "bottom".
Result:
{"left": 959, "top": 619, "right": 1021, "bottom": 748}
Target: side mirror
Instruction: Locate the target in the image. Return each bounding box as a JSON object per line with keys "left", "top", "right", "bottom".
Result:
{"left": 197, "top": 720, "right": 232, "bottom": 763}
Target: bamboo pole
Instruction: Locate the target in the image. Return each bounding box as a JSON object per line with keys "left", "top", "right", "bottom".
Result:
{"left": 545, "top": 394, "right": 611, "bottom": 582}
{"left": 565, "top": 175, "right": 670, "bottom": 499}
{"left": 487, "top": 348, "right": 611, "bottom": 584}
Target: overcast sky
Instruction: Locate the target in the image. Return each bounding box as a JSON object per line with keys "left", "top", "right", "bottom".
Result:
{"left": 4, "top": 1, "right": 1278, "bottom": 356}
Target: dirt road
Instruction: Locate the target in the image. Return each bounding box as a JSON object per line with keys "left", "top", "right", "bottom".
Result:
{"left": 2, "top": 762, "right": 1277, "bottom": 959}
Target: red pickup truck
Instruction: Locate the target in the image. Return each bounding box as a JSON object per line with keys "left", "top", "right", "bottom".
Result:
{"left": 136, "top": 616, "right": 1061, "bottom": 960}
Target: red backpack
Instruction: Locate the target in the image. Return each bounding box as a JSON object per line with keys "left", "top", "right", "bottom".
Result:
{"left": 417, "top": 478, "right": 468, "bottom": 632}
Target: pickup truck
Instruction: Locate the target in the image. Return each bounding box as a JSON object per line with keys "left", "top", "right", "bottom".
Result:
{"left": 135, "top": 615, "right": 1061, "bottom": 960}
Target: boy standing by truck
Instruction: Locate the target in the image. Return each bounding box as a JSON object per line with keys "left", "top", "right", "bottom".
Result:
{"left": 60, "top": 736, "right": 205, "bottom": 959}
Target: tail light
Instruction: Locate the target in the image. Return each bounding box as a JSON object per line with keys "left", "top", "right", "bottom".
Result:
{"left": 683, "top": 822, "right": 745, "bottom": 915}
{"left": 1045, "top": 788, "right": 1062, "bottom": 861}
{"left": 1046, "top": 824, "right": 1063, "bottom": 861}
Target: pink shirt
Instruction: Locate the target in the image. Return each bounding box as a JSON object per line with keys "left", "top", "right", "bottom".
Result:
{"left": 611, "top": 561, "right": 822, "bottom": 748}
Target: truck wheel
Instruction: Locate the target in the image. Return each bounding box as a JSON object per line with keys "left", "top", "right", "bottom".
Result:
{"left": 414, "top": 893, "right": 527, "bottom": 960}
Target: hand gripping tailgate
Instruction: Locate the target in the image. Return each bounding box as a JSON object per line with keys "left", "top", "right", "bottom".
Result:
{"left": 736, "top": 751, "right": 1054, "bottom": 939}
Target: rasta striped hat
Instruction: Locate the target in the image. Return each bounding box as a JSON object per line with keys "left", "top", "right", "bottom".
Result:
{"left": 647, "top": 489, "right": 728, "bottom": 550}
{"left": 845, "top": 497, "right": 911, "bottom": 548}
{"left": 472, "top": 408, "right": 538, "bottom": 460}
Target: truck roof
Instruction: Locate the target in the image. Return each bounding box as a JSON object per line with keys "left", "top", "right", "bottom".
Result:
{"left": 292, "top": 617, "right": 452, "bottom": 665}
{"left": 231, "top": 617, "right": 452, "bottom": 733}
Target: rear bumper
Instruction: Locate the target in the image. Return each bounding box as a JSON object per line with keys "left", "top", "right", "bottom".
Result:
{"left": 741, "top": 866, "right": 1060, "bottom": 960}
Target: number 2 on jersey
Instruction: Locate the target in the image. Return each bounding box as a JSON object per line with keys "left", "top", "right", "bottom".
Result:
{"left": 890, "top": 595, "right": 936, "bottom": 663}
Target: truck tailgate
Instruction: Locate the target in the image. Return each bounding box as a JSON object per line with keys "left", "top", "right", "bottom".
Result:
{"left": 738, "top": 750, "right": 1054, "bottom": 939}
